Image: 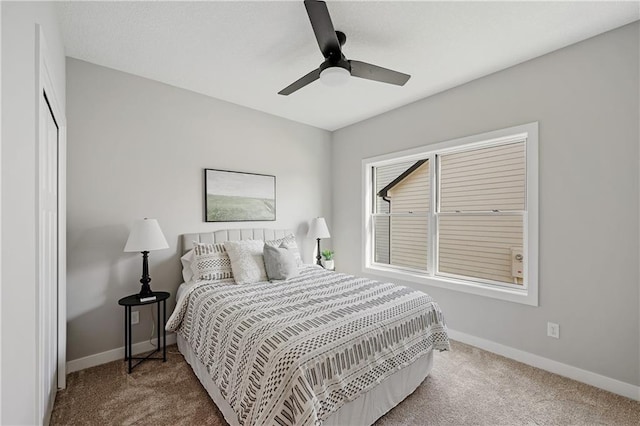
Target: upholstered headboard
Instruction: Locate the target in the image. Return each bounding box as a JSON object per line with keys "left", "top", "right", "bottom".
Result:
{"left": 181, "top": 228, "right": 293, "bottom": 254}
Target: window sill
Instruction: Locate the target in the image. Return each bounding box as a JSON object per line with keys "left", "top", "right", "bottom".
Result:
{"left": 363, "top": 265, "right": 538, "bottom": 306}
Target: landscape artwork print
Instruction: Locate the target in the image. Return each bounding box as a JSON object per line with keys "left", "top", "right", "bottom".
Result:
{"left": 205, "top": 169, "right": 276, "bottom": 222}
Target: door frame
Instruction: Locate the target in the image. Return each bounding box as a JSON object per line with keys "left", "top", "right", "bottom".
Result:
{"left": 35, "top": 24, "right": 67, "bottom": 422}
{"left": 0, "top": 3, "right": 3, "bottom": 422}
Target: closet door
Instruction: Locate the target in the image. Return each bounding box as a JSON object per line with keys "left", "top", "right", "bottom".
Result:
{"left": 38, "top": 89, "right": 59, "bottom": 424}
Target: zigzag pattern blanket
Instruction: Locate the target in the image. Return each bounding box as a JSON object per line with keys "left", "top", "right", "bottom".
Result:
{"left": 167, "top": 266, "right": 449, "bottom": 426}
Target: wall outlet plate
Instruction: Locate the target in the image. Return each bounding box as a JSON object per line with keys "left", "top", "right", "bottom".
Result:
{"left": 547, "top": 322, "right": 559, "bottom": 338}
{"left": 131, "top": 311, "right": 139, "bottom": 325}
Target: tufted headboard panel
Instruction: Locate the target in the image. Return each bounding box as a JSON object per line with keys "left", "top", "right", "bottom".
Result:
{"left": 181, "top": 228, "right": 293, "bottom": 254}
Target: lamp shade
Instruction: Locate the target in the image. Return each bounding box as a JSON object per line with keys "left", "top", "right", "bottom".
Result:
{"left": 124, "top": 218, "right": 169, "bottom": 252}
{"left": 308, "top": 217, "right": 331, "bottom": 239}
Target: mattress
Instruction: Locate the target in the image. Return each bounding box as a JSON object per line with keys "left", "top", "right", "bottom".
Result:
{"left": 168, "top": 266, "right": 449, "bottom": 425}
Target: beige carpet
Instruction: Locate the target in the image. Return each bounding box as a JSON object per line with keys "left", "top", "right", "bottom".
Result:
{"left": 51, "top": 341, "right": 640, "bottom": 425}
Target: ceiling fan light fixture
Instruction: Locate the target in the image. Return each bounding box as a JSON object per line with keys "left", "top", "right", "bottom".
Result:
{"left": 278, "top": 0, "right": 410, "bottom": 95}
{"left": 319, "top": 66, "right": 350, "bottom": 87}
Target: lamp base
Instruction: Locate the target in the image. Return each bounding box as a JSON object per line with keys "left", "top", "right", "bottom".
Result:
{"left": 316, "top": 238, "right": 322, "bottom": 266}
{"left": 138, "top": 251, "right": 154, "bottom": 298}
{"left": 139, "top": 285, "right": 153, "bottom": 298}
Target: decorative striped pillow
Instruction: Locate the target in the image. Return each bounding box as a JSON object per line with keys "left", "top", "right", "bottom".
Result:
{"left": 265, "top": 234, "right": 302, "bottom": 266}
{"left": 193, "top": 242, "right": 233, "bottom": 281}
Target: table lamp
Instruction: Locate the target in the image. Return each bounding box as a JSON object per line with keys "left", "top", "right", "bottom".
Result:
{"left": 124, "top": 218, "right": 169, "bottom": 301}
{"left": 308, "top": 217, "right": 330, "bottom": 266}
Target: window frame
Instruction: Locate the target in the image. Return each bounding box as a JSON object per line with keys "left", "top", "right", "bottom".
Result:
{"left": 362, "top": 122, "right": 538, "bottom": 306}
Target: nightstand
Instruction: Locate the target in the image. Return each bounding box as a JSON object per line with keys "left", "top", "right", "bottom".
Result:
{"left": 118, "top": 291, "right": 170, "bottom": 373}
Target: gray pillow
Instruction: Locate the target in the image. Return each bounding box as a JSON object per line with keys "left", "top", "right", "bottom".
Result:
{"left": 263, "top": 244, "right": 299, "bottom": 281}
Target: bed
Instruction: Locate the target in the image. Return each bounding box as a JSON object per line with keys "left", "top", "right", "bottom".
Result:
{"left": 167, "top": 228, "right": 449, "bottom": 426}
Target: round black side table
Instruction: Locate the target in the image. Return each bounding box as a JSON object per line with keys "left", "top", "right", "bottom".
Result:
{"left": 118, "top": 291, "right": 170, "bottom": 373}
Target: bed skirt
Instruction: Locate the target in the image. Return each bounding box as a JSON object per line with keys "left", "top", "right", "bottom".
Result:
{"left": 177, "top": 334, "right": 433, "bottom": 426}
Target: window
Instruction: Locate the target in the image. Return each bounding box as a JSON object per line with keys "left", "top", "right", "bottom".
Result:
{"left": 373, "top": 159, "right": 430, "bottom": 271}
{"left": 363, "top": 123, "right": 538, "bottom": 305}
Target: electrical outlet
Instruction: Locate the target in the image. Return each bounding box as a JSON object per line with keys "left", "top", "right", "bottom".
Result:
{"left": 131, "top": 311, "right": 139, "bottom": 325}
{"left": 547, "top": 322, "right": 559, "bottom": 338}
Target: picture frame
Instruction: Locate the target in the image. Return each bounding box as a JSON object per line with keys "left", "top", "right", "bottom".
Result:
{"left": 204, "top": 169, "right": 276, "bottom": 222}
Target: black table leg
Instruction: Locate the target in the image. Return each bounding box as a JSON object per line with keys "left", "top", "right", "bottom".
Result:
{"left": 156, "top": 299, "right": 160, "bottom": 352}
{"left": 162, "top": 299, "right": 167, "bottom": 362}
{"left": 127, "top": 306, "right": 132, "bottom": 373}
{"left": 124, "top": 306, "right": 128, "bottom": 362}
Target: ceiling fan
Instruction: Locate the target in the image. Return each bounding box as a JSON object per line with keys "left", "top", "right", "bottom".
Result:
{"left": 278, "top": 0, "right": 411, "bottom": 95}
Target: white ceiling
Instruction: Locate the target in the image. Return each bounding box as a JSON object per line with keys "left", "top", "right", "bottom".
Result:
{"left": 56, "top": 1, "right": 639, "bottom": 131}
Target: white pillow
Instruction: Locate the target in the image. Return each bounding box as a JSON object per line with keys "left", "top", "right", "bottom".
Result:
{"left": 265, "top": 234, "right": 302, "bottom": 266}
{"left": 180, "top": 249, "right": 198, "bottom": 283}
{"left": 223, "top": 240, "right": 268, "bottom": 284}
{"left": 193, "top": 242, "right": 234, "bottom": 281}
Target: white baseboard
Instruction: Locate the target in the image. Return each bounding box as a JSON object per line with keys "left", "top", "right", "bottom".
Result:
{"left": 447, "top": 329, "right": 640, "bottom": 401}
{"left": 66, "top": 333, "right": 177, "bottom": 374}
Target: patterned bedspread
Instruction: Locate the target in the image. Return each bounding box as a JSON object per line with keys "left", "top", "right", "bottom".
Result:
{"left": 167, "top": 266, "right": 449, "bottom": 426}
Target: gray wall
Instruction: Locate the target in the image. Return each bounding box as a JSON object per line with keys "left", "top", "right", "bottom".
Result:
{"left": 66, "top": 58, "right": 332, "bottom": 361}
{"left": 332, "top": 23, "right": 639, "bottom": 386}
{"left": 1, "top": 2, "right": 66, "bottom": 424}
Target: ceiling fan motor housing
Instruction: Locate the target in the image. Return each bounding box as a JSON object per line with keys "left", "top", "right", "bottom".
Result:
{"left": 320, "top": 57, "right": 351, "bottom": 74}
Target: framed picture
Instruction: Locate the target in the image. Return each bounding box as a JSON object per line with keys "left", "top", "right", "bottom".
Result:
{"left": 204, "top": 169, "right": 276, "bottom": 222}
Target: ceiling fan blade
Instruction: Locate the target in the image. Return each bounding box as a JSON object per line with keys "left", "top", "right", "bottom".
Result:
{"left": 349, "top": 60, "right": 411, "bottom": 86}
{"left": 278, "top": 68, "right": 321, "bottom": 95}
{"left": 304, "top": 0, "right": 341, "bottom": 59}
